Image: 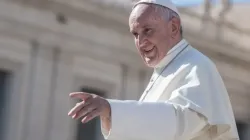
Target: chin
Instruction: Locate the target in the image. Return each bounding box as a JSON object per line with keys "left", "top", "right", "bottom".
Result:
{"left": 144, "top": 59, "right": 158, "bottom": 68}
{"left": 141, "top": 54, "right": 160, "bottom": 67}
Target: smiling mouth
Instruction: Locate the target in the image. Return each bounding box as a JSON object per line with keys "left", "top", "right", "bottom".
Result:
{"left": 145, "top": 46, "right": 155, "bottom": 52}
{"left": 144, "top": 46, "right": 156, "bottom": 58}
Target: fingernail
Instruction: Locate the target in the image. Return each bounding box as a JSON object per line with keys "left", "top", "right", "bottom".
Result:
{"left": 68, "top": 111, "right": 73, "bottom": 116}
{"left": 82, "top": 117, "right": 87, "bottom": 123}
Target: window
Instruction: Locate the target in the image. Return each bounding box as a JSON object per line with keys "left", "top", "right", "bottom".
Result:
{"left": 76, "top": 86, "right": 106, "bottom": 140}
{"left": 0, "top": 70, "right": 11, "bottom": 140}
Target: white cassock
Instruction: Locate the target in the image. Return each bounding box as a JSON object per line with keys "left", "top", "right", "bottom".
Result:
{"left": 101, "top": 39, "right": 239, "bottom": 140}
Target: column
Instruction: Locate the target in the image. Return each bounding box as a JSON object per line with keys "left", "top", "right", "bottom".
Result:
{"left": 47, "top": 50, "right": 75, "bottom": 140}
{"left": 15, "top": 44, "right": 35, "bottom": 140}
{"left": 21, "top": 45, "right": 58, "bottom": 140}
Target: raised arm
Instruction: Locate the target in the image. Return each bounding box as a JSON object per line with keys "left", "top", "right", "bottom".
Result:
{"left": 101, "top": 100, "right": 207, "bottom": 140}
{"left": 101, "top": 59, "right": 237, "bottom": 140}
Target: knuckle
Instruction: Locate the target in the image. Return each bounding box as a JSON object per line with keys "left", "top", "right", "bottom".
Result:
{"left": 92, "top": 94, "right": 98, "bottom": 98}
{"left": 88, "top": 112, "right": 96, "bottom": 118}
{"left": 88, "top": 113, "right": 93, "bottom": 118}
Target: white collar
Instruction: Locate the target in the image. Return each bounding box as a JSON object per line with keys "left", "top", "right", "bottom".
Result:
{"left": 154, "top": 39, "right": 188, "bottom": 72}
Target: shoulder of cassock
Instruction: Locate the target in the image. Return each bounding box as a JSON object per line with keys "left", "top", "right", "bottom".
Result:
{"left": 159, "top": 42, "right": 239, "bottom": 139}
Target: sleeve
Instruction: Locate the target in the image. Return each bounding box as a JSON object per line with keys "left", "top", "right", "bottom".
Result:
{"left": 101, "top": 100, "right": 208, "bottom": 140}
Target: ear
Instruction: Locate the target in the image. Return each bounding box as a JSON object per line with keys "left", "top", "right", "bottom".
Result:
{"left": 171, "top": 17, "right": 181, "bottom": 38}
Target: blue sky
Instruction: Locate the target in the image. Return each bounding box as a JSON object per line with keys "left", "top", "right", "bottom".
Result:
{"left": 173, "top": 0, "right": 250, "bottom": 7}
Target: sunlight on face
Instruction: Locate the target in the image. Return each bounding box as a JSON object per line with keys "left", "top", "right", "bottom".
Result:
{"left": 129, "top": 4, "right": 173, "bottom": 67}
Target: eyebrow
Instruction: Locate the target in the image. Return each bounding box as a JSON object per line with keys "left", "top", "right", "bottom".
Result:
{"left": 135, "top": 24, "right": 152, "bottom": 30}
{"left": 129, "top": 23, "right": 153, "bottom": 33}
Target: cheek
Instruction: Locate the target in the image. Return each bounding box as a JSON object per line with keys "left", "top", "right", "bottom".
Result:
{"left": 148, "top": 31, "right": 163, "bottom": 45}
{"left": 156, "top": 40, "right": 168, "bottom": 54}
{"left": 134, "top": 39, "right": 144, "bottom": 56}
{"left": 154, "top": 35, "right": 170, "bottom": 55}
{"left": 134, "top": 39, "right": 140, "bottom": 50}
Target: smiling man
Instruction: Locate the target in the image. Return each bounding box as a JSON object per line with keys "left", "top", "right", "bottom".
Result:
{"left": 129, "top": 0, "right": 181, "bottom": 68}
{"left": 68, "top": 0, "right": 239, "bottom": 140}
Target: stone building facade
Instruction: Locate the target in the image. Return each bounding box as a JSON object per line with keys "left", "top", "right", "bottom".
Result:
{"left": 0, "top": 0, "right": 249, "bottom": 140}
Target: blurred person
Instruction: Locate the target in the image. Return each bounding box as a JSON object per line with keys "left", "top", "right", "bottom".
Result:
{"left": 68, "top": 0, "right": 239, "bottom": 139}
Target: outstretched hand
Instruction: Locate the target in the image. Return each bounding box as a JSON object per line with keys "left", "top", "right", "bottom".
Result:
{"left": 68, "top": 92, "right": 111, "bottom": 124}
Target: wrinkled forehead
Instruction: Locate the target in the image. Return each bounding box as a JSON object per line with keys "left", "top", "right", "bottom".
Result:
{"left": 129, "top": 4, "right": 160, "bottom": 27}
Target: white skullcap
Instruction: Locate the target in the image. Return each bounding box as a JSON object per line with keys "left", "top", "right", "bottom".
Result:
{"left": 133, "top": 0, "right": 180, "bottom": 16}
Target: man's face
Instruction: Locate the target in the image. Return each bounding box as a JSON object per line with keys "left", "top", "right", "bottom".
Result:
{"left": 129, "top": 4, "right": 173, "bottom": 67}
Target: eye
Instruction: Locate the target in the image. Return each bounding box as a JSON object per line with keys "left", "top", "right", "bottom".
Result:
{"left": 132, "top": 32, "right": 138, "bottom": 38}
{"left": 144, "top": 28, "right": 152, "bottom": 35}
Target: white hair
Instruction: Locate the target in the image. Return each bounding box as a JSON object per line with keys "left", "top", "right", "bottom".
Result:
{"left": 153, "top": 4, "right": 183, "bottom": 36}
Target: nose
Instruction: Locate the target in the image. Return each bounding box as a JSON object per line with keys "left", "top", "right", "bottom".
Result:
{"left": 137, "top": 34, "right": 147, "bottom": 48}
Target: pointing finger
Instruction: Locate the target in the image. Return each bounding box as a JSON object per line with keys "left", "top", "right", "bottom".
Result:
{"left": 69, "top": 92, "right": 91, "bottom": 100}
{"left": 68, "top": 100, "right": 90, "bottom": 116}
{"left": 74, "top": 104, "right": 97, "bottom": 119}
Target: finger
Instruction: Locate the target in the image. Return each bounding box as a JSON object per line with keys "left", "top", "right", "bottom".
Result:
{"left": 69, "top": 92, "right": 91, "bottom": 100}
{"left": 74, "top": 103, "right": 97, "bottom": 119}
{"left": 81, "top": 108, "right": 101, "bottom": 123}
{"left": 68, "top": 100, "right": 91, "bottom": 116}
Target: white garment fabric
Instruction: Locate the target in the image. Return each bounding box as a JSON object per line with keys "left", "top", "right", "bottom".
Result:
{"left": 102, "top": 39, "right": 239, "bottom": 140}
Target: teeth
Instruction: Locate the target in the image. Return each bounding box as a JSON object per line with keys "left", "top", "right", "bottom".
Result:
{"left": 145, "top": 46, "right": 154, "bottom": 52}
{"left": 146, "top": 47, "right": 154, "bottom": 52}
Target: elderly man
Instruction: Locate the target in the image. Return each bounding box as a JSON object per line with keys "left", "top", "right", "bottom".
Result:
{"left": 68, "top": 0, "right": 239, "bottom": 139}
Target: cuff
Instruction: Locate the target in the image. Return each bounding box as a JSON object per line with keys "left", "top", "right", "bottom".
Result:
{"left": 100, "top": 99, "right": 120, "bottom": 140}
